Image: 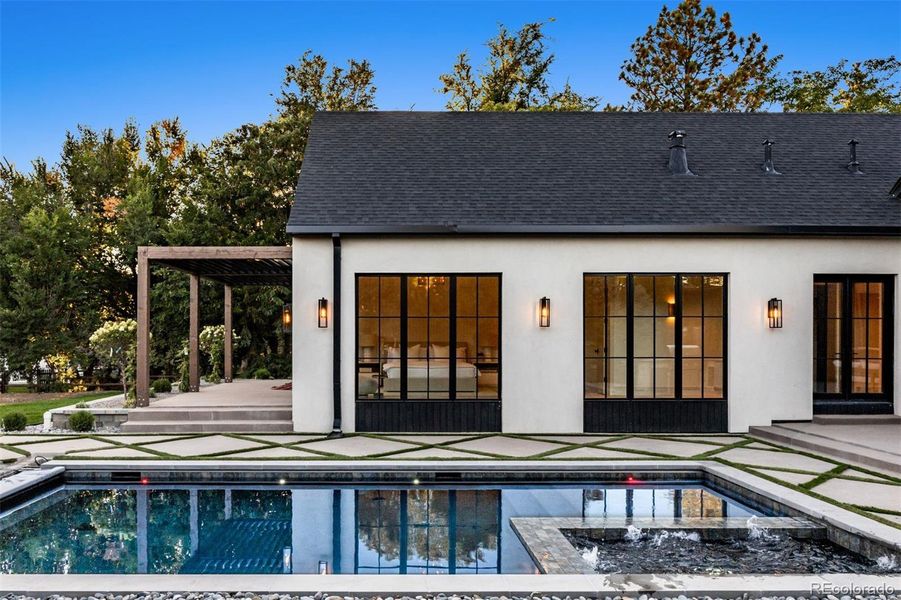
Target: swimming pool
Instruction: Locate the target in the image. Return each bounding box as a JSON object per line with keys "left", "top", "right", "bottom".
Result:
{"left": 0, "top": 482, "right": 756, "bottom": 575}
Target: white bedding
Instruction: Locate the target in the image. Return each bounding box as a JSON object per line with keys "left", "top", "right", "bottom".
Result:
{"left": 383, "top": 359, "right": 478, "bottom": 379}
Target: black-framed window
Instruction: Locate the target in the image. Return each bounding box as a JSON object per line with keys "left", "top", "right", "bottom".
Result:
{"left": 356, "top": 274, "right": 501, "bottom": 402}
{"left": 584, "top": 273, "right": 727, "bottom": 400}
{"left": 814, "top": 275, "right": 894, "bottom": 401}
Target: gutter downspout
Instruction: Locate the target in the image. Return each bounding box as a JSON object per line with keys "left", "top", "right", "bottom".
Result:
{"left": 329, "top": 233, "right": 343, "bottom": 437}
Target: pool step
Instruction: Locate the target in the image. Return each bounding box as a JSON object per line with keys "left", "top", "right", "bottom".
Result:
{"left": 120, "top": 419, "right": 294, "bottom": 433}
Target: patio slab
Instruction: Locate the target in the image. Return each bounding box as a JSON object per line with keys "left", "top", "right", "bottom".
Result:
{"left": 0, "top": 447, "right": 26, "bottom": 462}
{"left": 546, "top": 446, "right": 648, "bottom": 459}
{"left": 240, "top": 434, "right": 326, "bottom": 445}
{"left": 602, "top": 437, "right": 715, "bottom": 457}
{"left": 145, "top": 435, "right": 265, "bottom": 457}
{"left": 677, "top": 435, "right": 748, "bottom": 445}
{"left": 295, "top": 435, "right": 417, "bottom": 457}
{"left": 385, "top": 447, "right": 487, "bottom": 459}
{"left": 752, "top": 468, "right": 817, "bottom": 486}
{"left": 384, "top": 434, "right": 473, "bottom": 445}
{"left": 71, "top": 446, "right": 162, "bottom": 458}
{"left": 811, "top": 477, "right": 901, "bottom": 513}
{"left": 0, "top": 435, "right": 76, "bottom": 445}
{"left": 94, "top": 435, "right": 184, "bottom": 445}
{"left": 12, "top": 438, "right": 114, "bottom": 455}
{"left": 715, "top": 447, "right": 838, "bottom": 473}
{"left": 447, "top": 435, "right": 568, "bottom": 457}
{"left": 222, "top": 446, "right": 324, "bottom": 459}
{"left": 527, "top": 435, "right": 616, "bottom": 445}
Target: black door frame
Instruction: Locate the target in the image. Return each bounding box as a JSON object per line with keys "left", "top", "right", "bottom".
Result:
{"left": 813, "top": 274, "right": 895, "bottom": 415}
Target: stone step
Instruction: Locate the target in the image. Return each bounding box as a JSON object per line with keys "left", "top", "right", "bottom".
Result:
{"left": 126, "top": 407, "right": 292, "bottom": 422}
{"left": 749, "top": 424, "right": 901, "bottom": 475}
{"left": 812, "top": 414, "right": 901, "bottom": 425}
{"left": 120, "top": 420, "right": 294, "bottom": 433}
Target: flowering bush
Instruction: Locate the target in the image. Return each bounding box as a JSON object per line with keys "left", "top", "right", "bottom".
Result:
{"left": 89, "top": 319, "right": 138, "bottom": 398}
{"left": 45, "top": 353, "right": 87, "bottom": 393}
{"left": 199, "top": 325, "right": 238, "bottom": 384}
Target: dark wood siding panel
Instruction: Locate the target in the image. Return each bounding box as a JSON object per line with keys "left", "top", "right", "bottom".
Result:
{"left": 584, "top": 400, "right": 727, "bottom": 433}
{"left": 356, "top": 400, "right": 501, "bottom": 432}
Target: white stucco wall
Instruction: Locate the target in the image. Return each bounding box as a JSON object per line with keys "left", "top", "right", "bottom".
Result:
{"left": 293, "top": 236, "right": 900, "bottom": 433}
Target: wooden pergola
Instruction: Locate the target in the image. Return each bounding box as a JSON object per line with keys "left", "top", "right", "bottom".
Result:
{"left": 136, "top": 246, "right": 292, "bottom": 406}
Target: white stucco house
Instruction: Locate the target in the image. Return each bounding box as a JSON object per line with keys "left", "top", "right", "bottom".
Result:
{"left": 287, "top": 112, "right": 900, "bottom": 435}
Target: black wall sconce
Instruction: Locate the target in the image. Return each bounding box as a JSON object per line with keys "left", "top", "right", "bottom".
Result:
{"left": 539, "top": 297, "right": 551, "bottom": 327}
{"left": 767, "top": 298, "right": 783, "bottom": 329}
{"left": 281, "top": 303, "right": 292, "bottom": 333}
{"left": 318, "top": 297, "right": 329, "bottom": 328}
{"left": 667, "top": 301, "right": 676, "bottom": 317}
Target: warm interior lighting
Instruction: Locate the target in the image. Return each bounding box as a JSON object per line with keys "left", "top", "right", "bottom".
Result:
{"left": 767, "top": 297, "right": 783, "bottom": 329}
{"left": 318, "top": 297, "right": 328, "bottom": 328}
{"left": 281, "top": 303, "right": 292, "bottom": 333}
{"left": 539, "top": 297, "right": 551, "bottom": 327}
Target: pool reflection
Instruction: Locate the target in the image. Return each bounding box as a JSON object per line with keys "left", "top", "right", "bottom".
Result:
{"left": 0, "top": 485, "right": 755, "bottom": 575}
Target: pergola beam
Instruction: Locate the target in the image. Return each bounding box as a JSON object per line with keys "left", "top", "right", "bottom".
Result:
{"left": 136, "top": 248, "right": 151, "bottom": 406}
{"left": 188, "top": 274, "right": 200, "bottom": 392}
{"left": 145, "top": 246, "right": 292, "bottom": 260}
{"left": 224, "top": 285, "right": 233, "bottom": 383}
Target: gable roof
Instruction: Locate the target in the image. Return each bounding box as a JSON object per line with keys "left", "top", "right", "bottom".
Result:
{"left": 288, "top": 111, "right": 901, "bottom": 236}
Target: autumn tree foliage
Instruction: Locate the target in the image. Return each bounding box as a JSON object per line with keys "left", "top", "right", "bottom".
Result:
{"left": 439, "top": 20, "right": 600, "bottom": 111}
{"left": 774, "top": 56, "right": 901, "bottom": 113}
{"left": 620, "top": 0, "right": 781, "bottom": 111}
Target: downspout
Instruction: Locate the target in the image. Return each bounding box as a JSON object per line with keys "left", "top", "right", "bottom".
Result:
{"left": 329, "top": 233, "right": 343, "bottom": 437}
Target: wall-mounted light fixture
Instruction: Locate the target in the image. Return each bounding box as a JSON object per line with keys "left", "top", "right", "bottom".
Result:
{"left": 318, "top": 297, "right": 329, "bottom": 328}
{"left": 318, "top": 560, "right": 329, "bottom": 575}
{"left": 539, "top": 297, "right": 551, "bottom": 327}
{"left": 667, "top": 301, "right": 676, "bottom": 318}
{"left": 281, "top": 303, "right": 292, "bottom": 333}
{"left": 767, "top": 298, "right": 783, "bottom": 329}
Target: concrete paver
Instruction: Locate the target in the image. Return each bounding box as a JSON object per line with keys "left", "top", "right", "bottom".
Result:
{"left": 0, "top": 447, "right": 26, "bottom": 461}
{"left": 751, "top": 468, "right": 817, "bottom": 486}
{"left": 546, "top": 446, "right": 648, "bottom": 459}
{"left": 677, "top": 436, "right": 748, "bottom": 445}
{"left": 447, "top": 436, "right": 566, "bottom": 457}
{"left": 715, "top": 447, "right": 838, "bottom": 473}
{"left": 386, "top": 447, "right": 487, "bottom": 459}
{"left": 602, "top": 437, "right": 716, "bottom": 457}
{"left": 240, "top": 434, "right": 327, "bottom": 445}
{"left": 13, "top": 438, "right": 114, "bottom": 455}
{"left": 384, "top": 434, "right": 474, "bottom": 445}
{"left": 0, "top": 435, "right": 78, "bottom": 445}
{"left": 147, "top": 435, "right": 265, "bottom": 457}
{"left": 812, "top": 477, "right": 901, "bottom": 512}
{"left": 95, "top": 435, "right": 183, "bottom": 445}
{"left": 71, "top": 446, "right": 162, "bottom": 458}
{"left": 295, "top": 436, "right": 417, "bottom": 457}
{"left": 527, "top": 435, "right": 616, "bottom": 445}
{"left": 223, "top": 446, "right": 324, "bottom": 459}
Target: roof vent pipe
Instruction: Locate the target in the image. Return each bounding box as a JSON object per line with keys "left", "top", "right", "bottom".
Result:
{"left": 761, "top": 139, "right": 781, "bottom": 175}
{"left": 668, "top": 130, "right": 696, "bottom": 176}
{"left": 847, "top": 139, "right": 864, "bottom": 174}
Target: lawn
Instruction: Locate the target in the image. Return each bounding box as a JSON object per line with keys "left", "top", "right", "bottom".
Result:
{"left": 0, "top": 392, "right": 118, "bottom": 425}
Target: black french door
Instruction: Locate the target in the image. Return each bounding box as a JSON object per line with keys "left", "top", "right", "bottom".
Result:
{"left": 813, "top": 275, "right": 894, "bottom": 414}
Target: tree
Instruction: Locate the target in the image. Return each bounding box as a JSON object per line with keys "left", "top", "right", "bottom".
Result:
{"left": 440, "top": 21, "right": 600, "bottom": 111}
{"left": 774, "top": 56, "right": 901, "bottom": 113}
{"left": 620, "top": 0, "right": 781, "bottom": 111}
{"left": 89, "top": 320, "right": 138, "bottom": 398}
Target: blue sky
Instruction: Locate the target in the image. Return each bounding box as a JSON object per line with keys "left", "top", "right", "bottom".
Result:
{"left": 2, "top": 0, "right": 899, "bottom": 169}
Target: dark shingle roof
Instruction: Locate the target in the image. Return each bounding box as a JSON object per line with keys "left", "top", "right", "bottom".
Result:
{"left": 288, "top": 111, "right": 901, "bottom": 235}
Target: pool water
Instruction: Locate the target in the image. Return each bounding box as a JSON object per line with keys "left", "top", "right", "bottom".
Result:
{"left": 0, "top": 482, "right": 754, "bottom": 575}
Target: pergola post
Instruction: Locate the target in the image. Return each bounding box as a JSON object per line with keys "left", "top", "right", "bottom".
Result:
{"left": 224, "top": 284, "right": 233, "bottom": 383}
{"left": 136, "top": 247, "right": 151, "bottom": 407}
{"left": 189, "top": 274, "right": 200, "bottom": 392}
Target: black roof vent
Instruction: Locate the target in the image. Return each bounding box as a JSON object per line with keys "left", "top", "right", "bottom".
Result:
{"left": 667, "top": 130, "right": 696, "bottom": 176}
{"left": 847, "top": 139, "right": 864, "bottom": 175}
{"left": 890, "top": 177, "right": 901, "bottom": 199}
{"left": 761, "top": 139, "right": 781, "bottom": 175}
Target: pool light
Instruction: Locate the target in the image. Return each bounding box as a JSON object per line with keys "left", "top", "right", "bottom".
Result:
{"left": 140, "top": 477, "right": 149, "bottom": 485}
{"left": 278, "top": 478, "right": 287, "bottom": 485}
{"left": 412, "top": 478, "right": 420, "bottom": 485}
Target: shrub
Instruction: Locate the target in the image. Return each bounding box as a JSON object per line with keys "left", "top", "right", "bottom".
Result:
{"left": 252, "top": 367, "right": 272, "bottom": 380}
{"left": 68, "top": 410, "right": 95, "bottom": 432}
{"left": 151, "top": 378, "right": 172, "bottom": 393}
{"left": 2, "top": 412, "right": 27, "bottom": 431}
{"left": 75, "top": 401, "right": 88, "bottom": 408}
